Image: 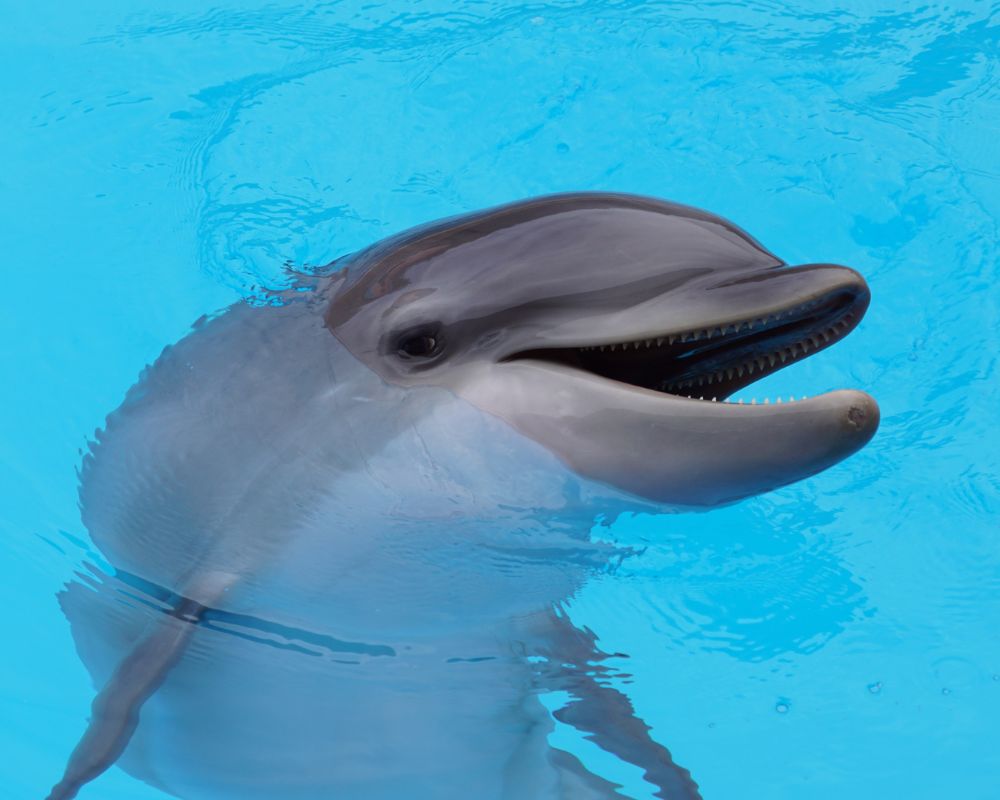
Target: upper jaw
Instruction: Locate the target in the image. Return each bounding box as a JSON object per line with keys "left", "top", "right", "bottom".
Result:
{"left": 502, "top": 263, "right": 870, "bottom": 402}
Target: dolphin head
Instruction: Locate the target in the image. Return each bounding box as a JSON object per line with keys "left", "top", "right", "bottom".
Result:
{"left": 326, "top": 192, "right": 879, "bottom": 508}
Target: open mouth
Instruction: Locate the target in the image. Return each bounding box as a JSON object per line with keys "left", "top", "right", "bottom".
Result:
{"left": 506, "top": 284, "right": 869, "bottom": 403}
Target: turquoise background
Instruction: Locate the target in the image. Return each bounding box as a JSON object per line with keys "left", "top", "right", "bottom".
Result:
{"left": 2, "top": 2, "right": 998, "bottom": 798}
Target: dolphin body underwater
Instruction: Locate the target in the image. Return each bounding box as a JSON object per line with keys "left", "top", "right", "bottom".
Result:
{"left": 49, "top": 192, "right": 879, "bottom": 800}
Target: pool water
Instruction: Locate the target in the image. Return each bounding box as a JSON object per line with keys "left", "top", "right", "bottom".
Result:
{"left": 2, "top": 2, "right": 998, "bottom": 798}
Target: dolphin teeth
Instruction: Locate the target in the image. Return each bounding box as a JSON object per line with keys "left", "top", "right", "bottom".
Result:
{"left": 657, "top": 337, "right": 665, "bottom": 346}
{"left": 789, "top": 395, "right": 796, "bottom": 402}
{"left": 751, "top": 398, "right": 757, "bottom": 405}
{"left": 767, "top": 354, "right": 776, "bottom": 367}
{"left": 726, "top": 368, "right": 735, "bottom": 379}
{"left": 764, "top": 398, "right": 770, "bottom": 404}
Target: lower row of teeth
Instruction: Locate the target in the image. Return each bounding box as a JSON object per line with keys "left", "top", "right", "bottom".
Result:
{"left": 682, "top": 395, "right": 808, "bottom": 403}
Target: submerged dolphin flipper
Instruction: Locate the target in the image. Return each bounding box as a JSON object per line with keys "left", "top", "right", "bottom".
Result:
{"left": 47, "top": 601, "right": 203, "bottom": 800}
{"left": 49, "top": 570, "right": 238, "bottom": 800}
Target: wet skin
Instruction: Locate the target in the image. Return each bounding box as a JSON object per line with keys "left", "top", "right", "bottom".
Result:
{"left": 49, "top": 193, "right": 878, "bottom": 800}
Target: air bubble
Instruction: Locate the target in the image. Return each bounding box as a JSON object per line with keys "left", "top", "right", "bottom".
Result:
{"left": 867, "top": 681, "right": 882, "bottom": 694}
{"left": 775, "top": 700, "right": 790, "bottom": 714}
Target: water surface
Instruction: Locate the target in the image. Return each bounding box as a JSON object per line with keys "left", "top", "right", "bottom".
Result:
{"left": 2, "top": 2, "right": 998, "bottom": 798}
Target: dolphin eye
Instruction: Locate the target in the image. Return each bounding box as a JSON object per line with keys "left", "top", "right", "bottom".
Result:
{"left": 395, "top": 325, "right": 444, "bottom": 360}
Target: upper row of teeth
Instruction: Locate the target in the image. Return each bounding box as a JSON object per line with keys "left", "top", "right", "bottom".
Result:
{"left": 579, "top": 314, "right": 853, "bottom": 362}
{"left": 663, "top": 321, "right": 851, "bottom": 391}
{"left": 578, "top": 307, "right": 827, "bottom": 352}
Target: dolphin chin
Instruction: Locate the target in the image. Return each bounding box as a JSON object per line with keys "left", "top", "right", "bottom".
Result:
{"left": 463, "top": 360, "right": 878, "bottom": 506}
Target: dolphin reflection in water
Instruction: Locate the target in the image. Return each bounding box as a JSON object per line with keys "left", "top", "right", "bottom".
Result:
{"left": 49, "top": 193, "right": 879, "bottom": 800}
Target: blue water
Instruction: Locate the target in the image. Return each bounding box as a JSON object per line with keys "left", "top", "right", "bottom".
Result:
{"left": 2, "top": 2, "right": 998, "bottom": 798}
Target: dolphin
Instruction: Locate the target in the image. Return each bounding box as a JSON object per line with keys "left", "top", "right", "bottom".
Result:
{"left": 48, "top": 192, "right": 878, "bottom": 800}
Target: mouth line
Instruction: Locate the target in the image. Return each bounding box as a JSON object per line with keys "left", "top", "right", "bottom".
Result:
{"left": 504, "top": 286, "right": 867, "bottom": 404}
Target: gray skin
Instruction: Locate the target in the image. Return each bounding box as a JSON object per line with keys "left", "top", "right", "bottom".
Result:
{"left": 49, "top": 192, "right": 878, "bottom": 800}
